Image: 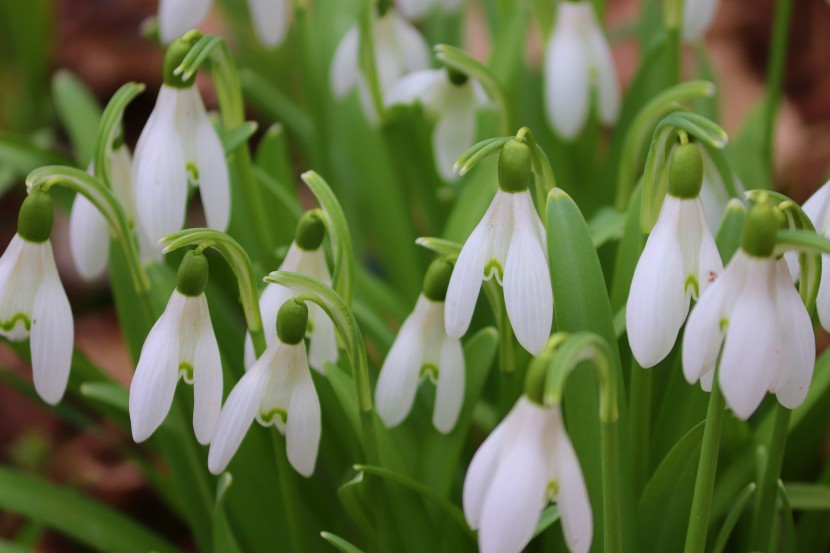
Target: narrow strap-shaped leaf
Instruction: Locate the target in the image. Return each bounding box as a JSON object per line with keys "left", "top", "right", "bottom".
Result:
{"left": 415, "top": 236, "right": 462, "bottom": 256}
{"left": 783, "top": 483, "right": 830, "bottom": 510}
{"left": 321, "top": 532, "right": 369, "bottom": 553}
{"left": 212, "top": 474, "right": 243, "bottom": 553}
{"left": 52, "top": 70, "right": 102, "bottom": 166}
{"left": 710, "top": 483, "right": 755, "bottom": 553}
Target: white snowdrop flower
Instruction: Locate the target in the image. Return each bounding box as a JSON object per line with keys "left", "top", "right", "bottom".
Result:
{"left": 445, "top": 140, "right": 553, "bottom": 355}
{"left": 682, "top": 0, "right": 720, "bottom": 41}
{"left": 683, "top": 203, "right": 816, "bottom": 420}
{"left": 0, "top": 192, "right": 73, "bottom": 405}
{"left": 247, "top": 0, "right": 292, "bottom": 47}
{"left": 376, "top": 258, "right": 464, "bottom": 433}
{"left": 543, "top": 0, "right": 619, "bottom": 139}
{"left": 397, "top": 0, "right": 462, "bottom": 21}
{"left": 386, "top": 68, "right": 489, "bottom": 181}
{"left": 158, "top": 0, "right": 212, "bottom": 44}
{"left": 627, "top": 144, "right": 723, "bottom": 368}
{"left": 698, "top": 146, "right": 744, "bottom": 232}
{"left": 330, "top": 6, "right": 430, "bottom": 124}
{"left": 132, "top": 37, "right": 230, "bottom": 249}
{"left": 243, "top": 211, "right": 337, "bottom": 372}
{"left": 463, "top": 396, "right": 592, "bottom": 553}
{"left": 129, "top": 251, "right": 223, "bottom": 444}
{"left": 209, "top": 299, "right": 321, "bottom": 476}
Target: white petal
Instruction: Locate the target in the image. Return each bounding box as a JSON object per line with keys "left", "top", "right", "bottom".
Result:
{"left": 627, "top": 197, "right": 688, "bottom": 367}
{"left": 683, "top": 0, "right": 720, "bottom": 41}
{"left": 433, "top": 86, "right": 479, "bottom": 181}
{"left": 330, "top": 26, "right": 359, "bottom": 97}
{"left": 802, "top": 180, "right": 830, "bottom": 233}
{"left": 248, "top": 282, "right": 294, "bottom": 368}
{"left": 432, "top": 335, "right": 465, "bottom": 433}
{"left": 69, "top": 194, "right": 109, "bottom": 280}
{"left": 248, "top": 0, "right": 290, "bottom": 46}
{"left": 586, "top": 14, "right": 619, "bottom": 125}
{"left": 817, "top": 253, "right": 830, "bottom": 331}
{"left": 397, "top": 0, "right": 439, "bottom": 20}
{"left": 504, "top": 191, "right": 553, "bottom": 355}
{"left": 463, "top": 408, "right": 514, "bottom": 528}
{"left": 0, "top": 235, "right": 35, "bottom": 338}
{"left": 544, "top": 4, "right": 591, "bottom": 139}
{"left": 308, "top": 303, "right": 338, "bottom": 373}
{"left": 286, "top": 348, "right": 320, "bottom": 477}
{"left": 553, "top": 411, "right": 593, "bottom": 553}
{"left": 385, "top": 69, "right": 444, "bottom": 108}
{"left": 773, "top": 262, "right": 815, "bottom": 408}
{"left": 132, "top": 87, "right": 188, "bottom": 245}
{"left": 129, "top": 292, "right": 185, "bottom": 441}
{"left": 195, "top": 115, "right": 231, "bottom": 232}
{"left": 208, "top": 362, "right": 270, "bottom": 474}
{"left": 694, "top": 200, "right": 724, "bottom": 297}
{"left": 192, "top": 296, "right": 223, "bottom": 445}
{"left": 718, "top": 258, "right": 778, "bottom": 420}
{"left": 30, "top": 243, "right": 73, "bottom": 405}
{"left": 699, "top": 152, "right": 732, "bottom": 232}
{"left": 389, "top": 11, "right": 431, "bottom": 74}
{"left": 158, "top": 0, "right": 212, "bottom": 43}
{"left": 375, "top": 300, "right": 426, "bottom": 428}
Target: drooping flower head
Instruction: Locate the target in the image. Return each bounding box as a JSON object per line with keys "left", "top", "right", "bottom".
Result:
{"left": 243, "top": 210, "right": 338, "bottom": 372}
{"left": 682, "top": 0, "right": 721, "bottom": 42}
{"left": 376, "top": 257, "right": 465, "bottom": 433}
{"left": 683, "top": 201, "right": 815, "bottom": 419}
{"left": 330, "top": 2, "right": 431, "bottom": 124}
{"left": 159, "top": 0, "right": 292, "bottom": 47}
{"left": 386, "top": 67, "right": 489, "bottom": 181}
{"left": 463, "top": 396, "right": 592, "bottom": 553}
{"left": 129, "top": 250, "right": 223, "bottom": 444}
{"left": 396, "top": 0, "right": 462, "bottom": 21}
{"left": 0, "top": 191, "right": 73, "bottom": 405}
{"left": 543, "top": 0, "right": 619, "bottom": 139}
{"left": 132, "top": 34, "right": 230, "bottom": 249}
{"left": 627, "top": 142, "right": 723, "bottom": 367}
{"left": 209, "top": 298, "right": 322, "bottom": 476}
{"left": 445, "top": 139, "right": 553, "bottom": 354}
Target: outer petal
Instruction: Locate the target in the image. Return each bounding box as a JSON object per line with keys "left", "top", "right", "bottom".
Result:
{"left": 246, "top": 282, "right": 294, "bottom": 368}
{"left": 773, "top": 262, "right": 816, "bottom": 408}
{"left": 586, "top": 15, "right": 619, "bottom": 125}
{"left": 286, "top": 347, "right": 321, "bottom": 477}
{"left": 194, "top": 114, "right": 231, "bottom": 232}
{"left": 695, "top": 200, "right": 724, "bottom": 298}
{"left": 463, "top": 408, "right": 515, "bottom": 528}
{"left": 308, "top": 303, "right": 338, "bottom": 372}
{"left": 817, "top": 253, "right": 830, "bottom": 331}
{"left": 433, "top": 86, "right": 478, "bottom": 181}
{"left": 208, "top": 362, "right": 270, "bottom": 474}
{"left": 504, "top": 191, "right": 553, "bottom": 355}
{"left": 248, "top": 0, "right": 290, "bottom": 46}
{"left": 544, "top": 6, "right": 590, "bottom": 139}
{"left": 129, "top": 292, "right": 185, "bottom": 441}
{"left": 683, "top": 0, "right": 720, "bottom": 41}
{"left": 390, "top": 11, "right": 431, "bottom": 74}
{"left": 0, "top": 237, "right": 41, "bottom": 339}
{"left": 384, "top": 69, "right": 444, "bottom": 108}
{"left": 330, "top": 26, "right": 359, "bottom": 97}
{"left": 432, "top": 335, "right": 465, "bottom": 434}
{"left": 69, "top": 193, "right": 109, "bottom": 280}
{"left": 397, "top": 0, "right": 439, "bottom": 20}
{"left": 159, "top": 0, "right": 212, "bottom": 43}
{"left": 30, "top": 244, "right": 74, "bottom": 405}
{"left": 802, "top": 180, "right": 830, "bottom": 233}
{"left": 375, "top": 303, "right": 425, "bottom": 428}
{"left": 718, "top": 259, "right": 778, "bottom": 420}
{"left": 192, "top": 296, "right": 223, "bottom": 445}
{"left": 627, "top": 198, "right": 688, "bottom": 367}
{"left": 552, "top": 411, "right": 593, "bottom": 553}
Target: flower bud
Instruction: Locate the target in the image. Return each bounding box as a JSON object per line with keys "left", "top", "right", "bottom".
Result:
{"left": 377, "top": 0, "right": 392, "bottom": 16}
{"left": 498, "top": 139, "right": 532, "bottom": 193}
{"left": 176, "top": 250, "right": 209, "bottom": 296}
{"left": 163, "top": 31, "right": 202, "bottom": 88}
{"left": 741, "top": 201, "right": 781, "bottom": 258}
{"left": 277, "top": 298, "right": 309, "bottom": 345}
{"left": 17, "top": 191, "right": 54, "bottom": 243}
{"left": 447, "top": 68, "right": 469, "bottom": 86}
{"left": 422, "top": 257, "right": 455, "bottom": 302}
{"left": 667, "top": 143, "right": 703, "bottom": 199}
{"left": 295, "top": 210, "right": 326, "bottom": 251}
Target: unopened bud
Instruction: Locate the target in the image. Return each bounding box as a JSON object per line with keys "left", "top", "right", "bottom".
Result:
{"left": 667, "top": 143, "right": 703, "bottom": 199}
{"left": 498, "top": 139, "right": 532, "bottom": 193}
{"left": 17, "top": 191, "right": 54, "bottom": 244}
{"left": 163, "top": 31, "right": 202, "bottom": 88}
{"left": 176, "top": 250, "right": 209, "bottom": 296}
{"left": 277, "top": 298, "right": 309, "bottom": 345}
{"left": 741, "top": 201, "right": 781, "bottom": 258}
{"left": 295, "top": 210, "right": 326, "bottom": 251}
{"left": 422, "top": 257, "right": 455, "bottom": 302}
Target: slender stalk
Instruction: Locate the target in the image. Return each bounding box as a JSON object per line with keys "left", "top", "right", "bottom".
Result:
{"left": 664, "top": 0, "right": 684, "bottom": 85}
{"left": 271, "top": 431, "right": 310, "bottom": 552}
{"left": 628, "top": 360, "right": 651, "bottom": 493}
{"left": 601, "top": 419, "right": 623, "bottom": 553}
{"left": 761, "top": 0, "right": 794, "bottom": 183}
{"left": 684, "top": 369, "right": 726, "bottom": 553}
{"left": 750, "top": 404, "right": 792, "bottom": 553}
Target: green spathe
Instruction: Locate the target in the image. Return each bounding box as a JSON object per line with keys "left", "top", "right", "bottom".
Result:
{"left": 277, "top": 298, "right": 308, "bottom": 345}
{"left": 163, "top": 31, "right": 202, "bottom": 88}
{"left": 498, "top": 139, "right": 532, "bottom": 193}
{"left": 741, "top": 201, "right": 781, "bottom": 258}
{"left": 295, "top": 210, "right": 326, "bottom": 251}
{"left": 18, "top": 191, "right": 54, "bottom": 243}
{"left": 422, "top": 257, "right": 455, "bottom": 302}
{"left": 667, "top": 143, "right": 703, "bottom": 199}
{"left": 176, "top": 250, "right": 209, "bottom": 296}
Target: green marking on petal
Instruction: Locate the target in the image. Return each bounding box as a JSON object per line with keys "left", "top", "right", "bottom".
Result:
{"left": 719, "top": 317, "right": 729, "bottom": 332}
{"left": 259, "top": 408, "right": 288, "bottom": 426}
{"left": 546, "top": 480, "right": 559, "bottom": 501}
{"left": 179, "top": 362, "right": 194, "bottom": 384}
{"left": 685, "top": 274, "right": 699, "bottom": 298}
{"left": 0, "top": 313, "right": 32, "bottom": 334}
{"left": 484, "top": 259, "right": 504, "bottom": 282}
{"left": 186, "top": 162, "right": 199, "bottom": 184}
{"left": 420, "top": 363, "right": 439, "bottom": 384}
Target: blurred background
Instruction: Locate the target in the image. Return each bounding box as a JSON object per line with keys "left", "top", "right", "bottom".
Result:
{"left": 1, "top": 0, "right": 830, "bottom": 549}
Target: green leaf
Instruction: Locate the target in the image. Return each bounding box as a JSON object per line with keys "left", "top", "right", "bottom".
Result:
{"left": 532, "top": 505, "right": 560, "bottom": 538}
{"left": 711, "top": 482, "right": 755, "bottom": 553}
{"left": 51, "top": 70, "right": 102, "bottom": 166}
{"left": 219, "top": 120, "right": 258, "bottom": 155}
{"left": 783, "top": 483, "right": 830, "bottom": 510}
{"left": 79, "top": 381, "right": 128, "bottom": 412}
{"left": 0, "top": 467, "right": 181, "bottom": 553}
{"left": 714, "top": 199, "right": 746, "bottom": 263}
{"left": 212, "top": 474, "right": 243, "bottom": 553}
{"left": 778, "top": 480, "right": 797, "bottom": 551}
{"left": 337, "top": 472, "right": 375, "bottom": 540}
{"left": 587, "top": 206, "right": 627, "bottom": 248}
{"left": 415, "top": 236, "right": 462, "bottom": 257}
{"left": 240, "top": 68, "right": 314, "bottom": 147}
{"left": 0, "top": 132, "right": 73, "bottom": 177}
{"left": 321, "top": 532, "right": 368, "bottom": 553}
{"left": 94, "top": 82, "right": 145, "bottom": 192}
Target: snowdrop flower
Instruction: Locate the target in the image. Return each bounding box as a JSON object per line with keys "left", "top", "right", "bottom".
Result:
{"left": 463, "top": 396, "right": 592, "bottom": 553}
{"left": 129, "top": 250, "right": 222, "bottom": 444}
{"left": 243, "top": 211, "right": 337, "bottom": 371}
{"left": 209, "top": 298, "right": 321, "bottom": 476}
{"left": 397, "top": 0, "right": 462, "bottom": 21}
{"left": 627, "top": 143, "right": 723, "bottom": 367}
{"left": 0, "top": 192, "right": 73, "bottom": 405}
{"left": 386, "top": 68, "right": 488, "bottom": 181}
{"left": 132, "top": 36, "right": 230, "bottom": 248}
{"left": 544, "top": 0, "right": 619, "bottom": 139}
{"left": 683, "top": 202, "right": 815, "bottom": 420}
{"left": 682, "top": 0, "right": 720, "bottom": 41}
{"left": 159, "top": 0, "right": 291, "bottom": 46}
{"left": 330, "top": 4, "right": 430, "bottom": 124}
{"left": 445, "top": 139, "right": 553, "bottom": 354}
{"left": 376, "top": 258, "right": 464, "bottom": 433}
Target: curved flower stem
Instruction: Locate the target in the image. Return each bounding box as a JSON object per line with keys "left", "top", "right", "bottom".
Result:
{"left": 684, "top": 365, "right": 726, "bottom": 553}
{"left": 761, "top": 0, "right": 794, "bottom": 182}
{"left": 750, "top": 404, "right": 791, "bottom": 553}
{"left": 664, "top": 0, "right": 684, "bottom": 85}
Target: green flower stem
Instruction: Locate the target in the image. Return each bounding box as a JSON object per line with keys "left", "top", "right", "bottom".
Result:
{"left": 271, "top": 431, "right": 310, "bottom": 553}
{"left": 750, "top": 404, "right": 792, "bottom": 553}
{"left": 628, "top": 360, "right": 651, "bottom": 493}
{"left": 684, "top": 366, "right": 726, "bottom": 553}
{"left": 762, "top": 0, "right": 794, "bottom": 181}
{"left": 664, "top": 0, "right": 684, "bottom": 85}
{"left": 483, "top": 280, "right": 515, "bottom": 375}
{"left": 601, "top": 418, "right": 623, "bottom": 553}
